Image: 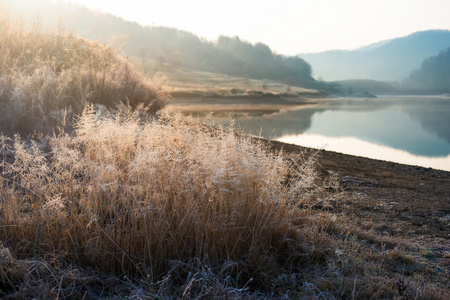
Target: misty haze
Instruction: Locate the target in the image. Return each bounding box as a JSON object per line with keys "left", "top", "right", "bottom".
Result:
{"left": 1, "top": 0, "right": 449, "bottom": 299}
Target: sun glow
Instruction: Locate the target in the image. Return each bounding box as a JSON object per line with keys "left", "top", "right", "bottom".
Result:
{"left": 58, "top": 0, "right": 450, "bottom": 54}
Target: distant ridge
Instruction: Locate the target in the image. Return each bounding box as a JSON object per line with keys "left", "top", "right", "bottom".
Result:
{"left": 300, "top": 30, "right": 450, "bottom": 81}
{"left": 404, "top": 46, "right": 450, "bottom": 93}
{"left": 5, "top": 0, "right": 315, "bottom": 88}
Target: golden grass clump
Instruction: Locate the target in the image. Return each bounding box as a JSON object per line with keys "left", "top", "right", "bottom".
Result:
{"left": 0, "top": 105, "right": 333, "bottom": 293}
{"left": 0, "top": 9, "right": 168, "bottom": 134}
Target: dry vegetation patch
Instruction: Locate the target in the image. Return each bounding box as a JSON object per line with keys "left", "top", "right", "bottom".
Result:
{"left": 0, "top": 9, "right": 167, "bottom": 134}
{"left": 0, "top": 108, "right": 447, "bottom": 298}
{"left": 0, "top": 107, "right": 327, "bottom": 297}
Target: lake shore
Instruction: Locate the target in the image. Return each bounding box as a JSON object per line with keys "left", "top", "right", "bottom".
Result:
{"left": 170, "top": 94, "right": 450, "bottom": 287}
{"left": 168, "top": 95, "right": 319, "bottom": 113}
{"left": 167, "top": 96, "right": 325, "bottom": 123}
{"left": 266, "top": 137, "right": 450, "bottom": 263}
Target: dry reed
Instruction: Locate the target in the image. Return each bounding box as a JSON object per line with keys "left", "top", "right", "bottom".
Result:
{"left": 0, "top": 106, "right": 329, "bottom": 287}
{"left": 0, "top": 7, "right": 168, "bottom": 134}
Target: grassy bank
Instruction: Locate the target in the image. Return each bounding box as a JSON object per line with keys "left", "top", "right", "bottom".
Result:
{"left": 142, "top": 62, "right": 323, "bottom": 100}
{"left": 0, "top": 8, "right": 167, "bottom": 134}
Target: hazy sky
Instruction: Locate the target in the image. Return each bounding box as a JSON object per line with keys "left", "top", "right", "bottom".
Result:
{"left": 60, "top": 0, "right": 450, "bottom": 55}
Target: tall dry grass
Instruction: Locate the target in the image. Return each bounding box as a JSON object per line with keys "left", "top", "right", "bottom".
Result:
{"left": 3, "top": 109, "right": 446, "bottom": 299}
{"left": 0, "top": 106, "right": 332, "bottom": 289}
{"left": 0, "top": 8, "right": 168, "bottom": 134}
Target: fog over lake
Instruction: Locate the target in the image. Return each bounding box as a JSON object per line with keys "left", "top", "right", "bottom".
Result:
{"left": 216, "top": 96, "right": 450, "bottom": 171}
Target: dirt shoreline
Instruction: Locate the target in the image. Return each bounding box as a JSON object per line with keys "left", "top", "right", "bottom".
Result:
{"left": 168, "top": 96, "right": 318, "bottom": 113}
{"left": 266, "top": 138, "right": 450, "bottom": 255}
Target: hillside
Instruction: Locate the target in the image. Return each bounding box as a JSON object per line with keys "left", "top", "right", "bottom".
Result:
{"left": 5, "top": 0, "right": 315, "bottom": 88}
{"left": 404, "top": 47, "right": 450, "bottom": 93}
{"left": 336, "top": 79, "right": 399, "bottom": 95}
{"left": 0, "top": 8, "right": 167, "bottom": 134}
{"left": 300, "top": 30, "right": 450, "bottom": 81}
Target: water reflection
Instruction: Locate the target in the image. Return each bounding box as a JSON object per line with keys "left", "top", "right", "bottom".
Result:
{"left": 399, "top": 98, "right": 450, "bottom": 144}
{"left": 298, "top": 104, "right": 450, "bottom": 157}
{"left": 184, "top": 96, "right": 450, "bottom": 170}
{"left": 278, "top": 134, "right": 450, "bottom": 171}
{"left": 220, "top": 98, "right": 398, "bottom": 138}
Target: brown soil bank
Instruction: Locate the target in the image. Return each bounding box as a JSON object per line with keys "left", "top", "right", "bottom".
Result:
{"left": 268, "top": 139, "right": 450, "bottom": 251}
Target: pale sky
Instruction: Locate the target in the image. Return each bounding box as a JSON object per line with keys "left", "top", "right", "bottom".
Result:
{"left": 59, "top": 0, "right": 450, "bottom": 55}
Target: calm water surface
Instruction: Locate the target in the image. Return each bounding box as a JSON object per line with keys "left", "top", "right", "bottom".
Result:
{"left": 216, "top": 96, "right": 450, "bottom": 171}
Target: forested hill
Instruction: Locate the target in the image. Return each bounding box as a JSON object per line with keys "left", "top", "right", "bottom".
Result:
{"left": 6, "top": 0, "right": 314, "bottom": 87}
{"left": 300, "top": 30, "right": 450, "bottom": 81}
{"left": 73, "top": 10, "right": 314, "bottom": 86}
{"left": 404, "top": 47, "right": 450, "bottom": 93}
